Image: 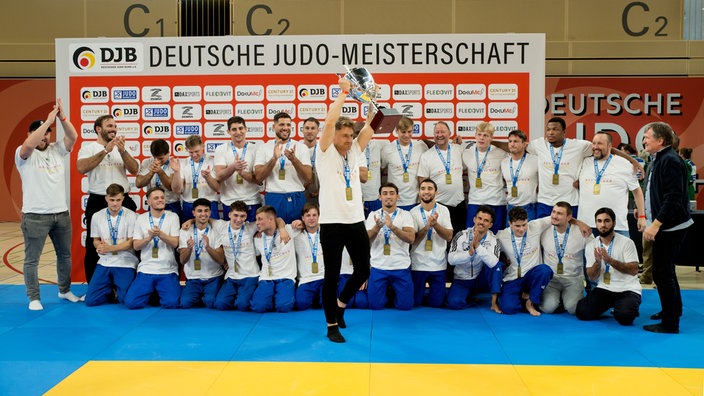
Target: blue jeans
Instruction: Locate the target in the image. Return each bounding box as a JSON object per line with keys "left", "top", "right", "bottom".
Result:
{"left": 21, "top": 212, "right": 72, "bottom": 301}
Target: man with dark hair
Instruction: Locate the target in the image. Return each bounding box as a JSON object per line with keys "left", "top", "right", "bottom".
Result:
{"left": 77, "top": 114, "right": 138, "bottom": 283}
{"left": 16, "top": 100, "right": 83, "bottom": 310}
{"left": 214, "top": 116, "right": 261, "bottom": 221}
{"left": 291, "top": 203, "right": 325, "bottom": 310}
{"left": 641, "top": 122, "right": 691, "bottom": 334}
{"left": 173, "top": 135, "right": 220, "bottom": 223}
{"left": 85, "top": 183, "right": 138, "bottom": 306}
{"left": 576, "top": 207, "right": 642, "bottom": 326}
{"left": 301, "top": 117, "right": 321, "bottom": 204}
{"left": 447, "top": 205, "right": 502, "bottom": 312}
{"left": 254, "top": 112, "right": 312, "bottom": 223}
{"left": 500, "top": 130, "right": 539, "bottom": 222}
{"left": 136, "top": 139, "right": 182, "bottom": 216}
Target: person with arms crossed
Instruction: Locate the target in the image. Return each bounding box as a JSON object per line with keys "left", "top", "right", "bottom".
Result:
{"left": 576, "top": 207, "right": 642, "bottom": 326}
{"left": 409, "top": 179, "right": 453, "bottom": 307}
{"left": 16, "top": 101, "right": 83, "bottom": 310}
{"left": 254, "top": 112, "right": 312, "bottom": 224}
{"left": 381, "top": 116, "right": 428, "bottom": 211}
{"left": 124, "top": 187, "right": 181, "bottom": 309}
{"left": 214, "top": 116, "right": 261, "bottom": 221}
{"left": 500, "top": 130, "right": 539, "bottom": 223}
{"left": 135, "top": 139, "right": 182, "bottom": 217}
{"left": 85, "top": 184, "right": 138, "bottom": 306}
{"left": 77, "top": 114, "right": 139, "bottom": 283}
{"left": 641, "top": 122, "right": 692, "bottom": 334}
{"left": 172, "top": 135, "right": 220, "bottom": 223}
{"left": 447, "top": 206, "right": 502, "bottom": 312}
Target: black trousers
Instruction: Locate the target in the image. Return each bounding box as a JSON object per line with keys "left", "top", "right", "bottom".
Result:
{"left": 444, "top": 202, "right": 467, "bottom": 237}
{"left": 320, "top": 222, "right": 370, "bottom": 324}
{"left": 652, "top": 227, "right": 687, "bottom": 328}
{"left": 576, "top": 287, "right": 641, "bottom": 326}
{"left": 84, "top": 193, "right": 137, "bottom": 283}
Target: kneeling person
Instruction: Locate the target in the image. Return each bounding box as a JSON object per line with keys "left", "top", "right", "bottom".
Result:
{"left": 576, "top": 207, "right": 641, "bottom": 326}
{"left": 292, "top": 203, "right": 325, "bottom": 310}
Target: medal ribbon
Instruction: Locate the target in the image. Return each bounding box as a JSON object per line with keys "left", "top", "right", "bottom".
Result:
{"left": 509, "top": 152, "right": 526, "bottom": 188}
{"left": 148, "top": 212, "right": 165, "bottom": 249}
{"left": 106, "top": 208, "right": 123, "bottom": 247}
{"left": 190, "top": 157, "right": 204, "bottom": 190}
{"left": 435, "top": 145, "right": 451, "bottom": 176}
{"left": 306, "top": 229, "right": 320, "bottom": 264}
{"left": 510, "top": 229, "right": 527, "bottom": 271}
{"left": 396, "top": 140, "right": 412, "bottom": 174}
{"left": 228, "top": 224, "right": 245, "bottom": 259}
{"left": 263, "top": 230, "right": 278, "bottom": 264}
{"left": 549, "top": 141, "right": 565, "bottom": 176}
{"left": 593, "top": 154, "right": 613, "bottom": 185}
{"left": 419, "top": 204, "right": 437, "bottom": 241}
{"left": 475, "top": 146, "right": 490, "bottom": 179}
{"left": 382, "top": 209, "right": 398, "bottom": 246}
{"left": 193, "top": 225, "right": 210, "bottom": 261}
{"left": 553, "top": 225, "right": 571, "bottom": 264}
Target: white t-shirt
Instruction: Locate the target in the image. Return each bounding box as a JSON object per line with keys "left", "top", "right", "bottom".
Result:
{"left": 586, "top": 234, "right": 641, "bottom": 295}
{"left": 133, "top": 210, "right": 181, "bottom": 275}
{"left": 253, "top": 225, "right": 299, "bottom": 281}
{"left": 138, "top": 158, "right": 180, "bottom": 204}
{"left": 178, "top": 156, "right": 219, "bottom": 203}
{"left": 365, "top": 208, "right": 414, "bottom": 270}
{"left": 213, "top": 141, "right": 261, "bottom": 206}
{"left": 179, "top": 224, "right": 224, "bottom": 280}
{"left": 254, "top": 139, "right": 311, "bottom": 193}
{"left": 527, "top": 137, "right": 593, "bottom": 206}
{"left": 540, "top": 224, "right": 592, "bottom": 278}
{"left": 501, "top": 153, "right": 539, "bottom": 206}
{"left": 496, "top": 217, "right": 552, "bottom": 281}
{"left": 294, "top": 229, "right": 326, "bottom": 285}
{"left": 216, "top": 220, "right": 260, "bottom": 280}
{"left": 381, "top": 140, "right": 428, "bottom": 206}
{"left": 360, "top": 140, "right": 385, "bottom": 202}
{"left": 410, "top": 203, "right": 452, "bottom": 271}
{"left": 577, "top": 155, "right": 640, "bottom": 231}
{"left": 447, "top": 228, "right": 500, "bottom": 280}
{"left": 77, "top": 142, "right": 130, "bottom": 194}
{"left": 317, "top": 140, "right": 366, "bottom": 224}
{"left": 15, "top": 141, "right": 69, "bottom": 214}
{"left": 462, "top": 145, "right": 507, "bottom": 206}
{"left": 417, "top": 144, "right": 466, "bottom": 206}
{"left": 90, "top": 207, "right": 139, "bottom": 269}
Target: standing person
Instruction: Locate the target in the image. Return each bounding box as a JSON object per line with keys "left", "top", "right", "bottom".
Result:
{"left": 462, "top": 122, "right": 507, "bottom": 233}
{"left": 300, "top": 117, "right": 321, "bottom": 204}
{"left": 409, "top": 179, "right": 453, "bottom": 307}
{"left": 123, "top": 187, "right": 182, "bottom": 309}
{"left": 172, "top": 135, "right": 220, "bottom": 223}
{"left": 85, "top": 184, "right": 138, "bottom": 306}
{"left": 136, "top": 139, "right": 182, "bottom": 217}
{"left": 254, "top": 112, "right": 312, "bottom": 224}
{"left": 292, "top": 203, "right": 326, "bottom": 311}
{"left": 500, "top": 130, "right": 539, "bottom": 222}
{"left": 576, "top": 207, "right": 642, "bottom": 326}
{"left": 77, "top": 114, "right": 138, "bottom": 283}
{"left": 360, "top": 132, "right": 384, "bottom": 219}
{"left": 16, "top": 100, "right": 83, "bottom": 310}
{"left": 214, "top": 117, "right": 261, "bottom": 221}
{"left": 642, "top": 122, "right": 692, "bottom": 334}
{"left": 678, "top": 147, "right": 697, "bottom": 201}
{"left": 380, "top": 116, "right": 428, "bottom": 211}
{"left": 316, "top": 78, "right": 374, "bottom": 343}
{"left": 417, "top": 121, "right": 466, "bottom": 236}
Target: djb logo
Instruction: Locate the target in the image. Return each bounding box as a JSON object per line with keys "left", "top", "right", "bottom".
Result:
{"left": 73, "top": 47, "right": 96, "bottom": 70}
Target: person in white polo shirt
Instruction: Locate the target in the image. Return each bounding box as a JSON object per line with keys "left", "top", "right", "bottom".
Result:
{"left": 77, "top": 114, "right": 139, "bottom": 283}
{"left": 16, "top": 100, "right": 83, "bottom": 310}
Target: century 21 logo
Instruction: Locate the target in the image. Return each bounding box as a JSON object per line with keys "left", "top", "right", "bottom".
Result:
{"left": 72, "top": 46, "right": 138, "bottom": 70}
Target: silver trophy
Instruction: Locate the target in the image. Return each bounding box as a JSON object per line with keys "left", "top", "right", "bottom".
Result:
{"left": 343, "top": 67, "right": 402, "bottom": 134}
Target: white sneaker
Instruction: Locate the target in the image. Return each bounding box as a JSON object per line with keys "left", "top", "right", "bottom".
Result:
{"left": 58, "top": 291, "right": 84, "bottom": 303}
{"left": 28, "top": 300, "right": 44, "bottom": 310}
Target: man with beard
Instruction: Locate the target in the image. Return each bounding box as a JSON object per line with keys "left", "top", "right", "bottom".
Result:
{"left": 300, "top": 117, "right": 321, "bottom": 204}
{"left": 16, "top": 100, "right": 83, "bottom": 310}
{"left": 77, "top": 114, "right": 139, "bottom": 283}
{"left": 577, "top": 131, "right": 646, "bottom": 237}
{"left": 576, "top": 207, "right": 641, "bottom": 326}
{"left": 254, "top": 112, "right": 312, "bottom": 223}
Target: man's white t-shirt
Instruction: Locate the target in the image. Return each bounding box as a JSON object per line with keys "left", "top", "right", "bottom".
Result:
{"left": 253, "top": 225, "right": 299, "bottom": 281}
{"left": 15, "top": 141, "right": 69, "bottom": 214}
{"left": 214, "top": 141, "right": 261, "bottom": 206}
{"left": 254, "top": 140, "right": 311, "bottom": 193}
{"left": 462, "top": 145, "right": 507, "bottom": 206}
{"left": 179, "top": 224, "right": 225, "bottom": 280}
{"left": 586, "top": 234, "right": 641, "bottom": 295}
{"left": 90, "top": 207, "right": 139, "bottom": 269}
{"left": 138, "top": 158, "right": 180, "bottom": 204}
{"left": 360, "top": 140, "right": 385, "bottom": 202}
{"left": 133, "top": 211, "right": 181, "bottom": 275}
{"left": 417, "top": 144, "right": 466, "bottom": 207}
{"left": 527, "top": 137, "right": 592, "bottom": 206}
{"left": 178, "top": 156, "right": 219, "bottom": 203}
{"left": 365, "top": 208, "right": 413, "bottom": 270}
{"left": 410, "top": 203, "right": 452, "bottom": 272}
{"left": 501, "top": 153, "right": 539, "bottom": 207}
{"left": 381, "top": 140, "right": 428, "bottom": 206}
{"left": 77, "top": 142, "right": 130, "bottom": 194}
{"left": 496, "top": 217, "right": 552, "bottom": 282}
{"left": 216, "top": 220, "right": 260, "bottom": 280}
{"left": 294, "top": 229, "right": 326, "bottom": 285}
{"left": 540, "top": 224, "right": 591, "bottom": 277}
{"left": 317, "top": 140, "right": 365, "bottom": 224}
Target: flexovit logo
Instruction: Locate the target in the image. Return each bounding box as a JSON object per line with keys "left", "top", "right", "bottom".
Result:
{"left": 424, "top": 84, "right": 454, "bottom": 101}
{"left": 235, "top": 104, "right": 265, "bottom": 119}
{"left": 204, "top": 85, "right": 233, "bottom": 102}
{"left": 80, "top": 87, "right": 109, "bottom": 103}
{"left": 456, "top": 103, "right": 486, "bottom": 119}
{"left": 69, "top": 43, "right": 143, "bottom": 72}
{"left": 174, "top": 123, "right": 202, "bottom": 136}
{"left": 297, "top": 85, "right": 326, "bottom": 101}
{"left": 142, "top": 123, "right": 171, "bottom": 139}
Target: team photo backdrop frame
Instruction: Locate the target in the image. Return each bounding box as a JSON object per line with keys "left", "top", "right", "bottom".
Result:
{"left": 56, "top": 34, "right": 545, "bottom": 281}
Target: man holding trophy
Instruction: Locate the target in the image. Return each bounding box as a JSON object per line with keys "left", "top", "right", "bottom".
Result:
{"left": 317, "top": 69, "right": 400, "bottom": 343}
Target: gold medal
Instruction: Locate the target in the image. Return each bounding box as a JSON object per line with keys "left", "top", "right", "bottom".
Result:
{"left": 268, "top": 265, "right": 273, "bottom": 277}
{"left": 312, "top": 261, "right": 318, "bottom": 274}
{"left": 516, "top": 266, "right": 521, "bottom": 278}
{"left": 194, "top": 258, "right": 201, "bottom": 271}
{"left": 552, "top": 174, "right": 559, "bottom": 185}
{"left": 593, "top": 183, "right": 601, "bottom": 195}
{"left": 445, "top": 173, "right": 452, "bottom": 184}
{"left": 278, "top": 168, "right": 286, "bottom": 180}
{"left": 112, "top": 251, "right": 118, "bottom": 256}
{"left": 557, "top": 262, "right": 564, "bottom": 275}
{"left": 236, "top": 174, "right": 243, "bottom": 184}
{"left": 383, "top": 243, "right": 391, "bottom": 255}
{"left": 346, "top": 187, "right": 353, "bottom": 201}
{"left": 151, "top": 246, "right": 159, "bottom": 258}
{"left": 403, "top": 172, "right": 409, "bottom": 183}
{"left": 425, "top": 239, "right": 433, "bottom": 251}
{"left": 475, "top": 178, "right": 482, "bottom": 188}
{"left": 233, "top": 260, "right": 239, "bottom": 273}
{"left": 191, "top": 187, "right": 198, "bottom": 199}
{"left": 511, "top": 186, "right": 518, "bottom": 197}
{"left": 603, "top": 271, "right": 611, "bottom": 285}
{"left": 368, "top": 170, "right": 372, "bottom": 180}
